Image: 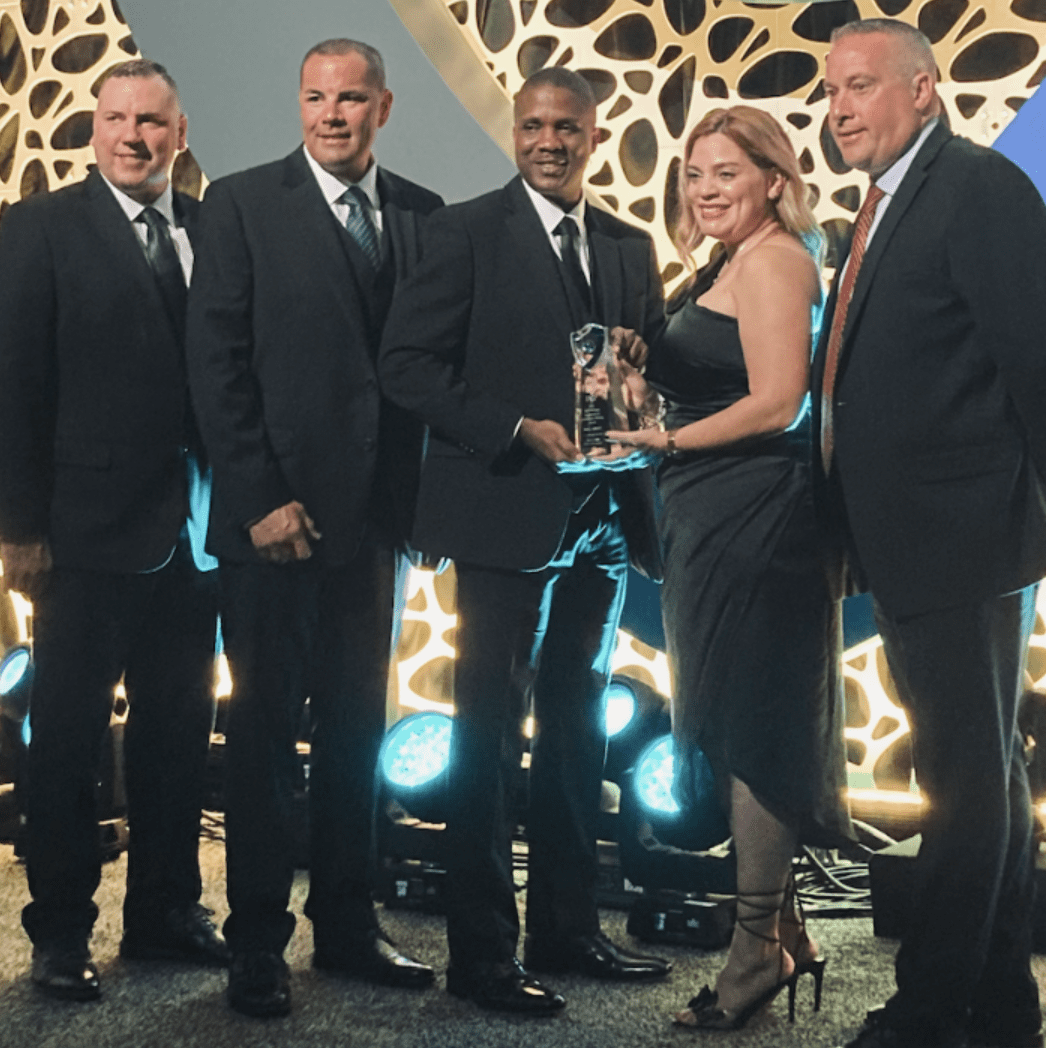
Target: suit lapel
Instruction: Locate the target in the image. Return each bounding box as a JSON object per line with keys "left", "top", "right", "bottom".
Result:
{"left": 588, "top": 209, "right": 623, "bottom": 327}
{"left": 503, "top": 176, "right": 577, "bottom": 339}
{"left": 173, "top": 190, "right": 199, "bottom": 246}
{"left": 281, "top": 147, "right": 370, "bottom": 326}
{"left": 835, "top": 124, "right": 951, "bottom": 368}
{"left": 83, "top": 171, "right": 181, "bottom": 348}
{"left": 377, "top": 167, "right": 415, "bottom": 279}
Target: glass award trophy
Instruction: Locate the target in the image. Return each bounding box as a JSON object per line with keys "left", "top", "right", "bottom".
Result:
{"left": 570, "top": 323, "right": 664, "bottom": 455}
{"left": 571, "top": 323, "right": 628, "bottom": 454}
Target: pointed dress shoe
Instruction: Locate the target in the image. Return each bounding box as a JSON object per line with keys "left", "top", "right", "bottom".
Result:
{"left": 227, "top": 949, "right": 291, "bottom": 1018}
{"left": 524, "top": 931, "right": 671, "bottom": 981}
{"left": 120, "top": 903, "right": 229, "bottom": 966}
{"left": 31, "top": 943, "right": 101, "bottom": 1001}
{"left": 313, "top": 933, "right": 434, "bottom": 989}
{"left": 447, "top": 958, "right": 566, "bottom": 1015}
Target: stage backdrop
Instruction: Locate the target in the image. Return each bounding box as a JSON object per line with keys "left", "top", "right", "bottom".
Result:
{"left": 3, "top": 0, "right": 1046, "bottom": 820}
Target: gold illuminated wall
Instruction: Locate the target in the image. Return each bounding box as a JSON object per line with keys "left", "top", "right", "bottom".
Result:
{"left": 4, "top": 0, "right": 1046, "bottom": 811}
{"left": 396, "top": 0, "right": 1046, "bottom": 282}
{"left": 0, "top": 0, "right": 199, "bottom": 222}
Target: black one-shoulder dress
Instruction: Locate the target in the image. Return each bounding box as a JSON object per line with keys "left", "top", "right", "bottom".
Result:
{"left": 649, "top": 293, "right": 853, "bottom": 847}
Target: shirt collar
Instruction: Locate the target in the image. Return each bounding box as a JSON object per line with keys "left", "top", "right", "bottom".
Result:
{"left": 521, "top": 177, "right": 587, "bottom": 240}
{"left": 874, "top": 118, "right": 938, "bottom": 198}
{"left": 303, "top": 145, "right": 380, "bottom": 210}
{"left": 100, "top": 173, "right": 176, "bottom": 226}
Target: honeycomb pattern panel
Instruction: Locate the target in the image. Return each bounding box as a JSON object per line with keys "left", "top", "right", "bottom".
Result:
{"left": 430, "top": 0, "right": 1046, "bottom": 284}
{"left": 0, "top": 0, "right": 203, "bottom": 223}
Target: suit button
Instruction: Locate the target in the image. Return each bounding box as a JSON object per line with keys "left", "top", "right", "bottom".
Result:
{"left": 363, "top": 437, "right": 376, "bottom": 451}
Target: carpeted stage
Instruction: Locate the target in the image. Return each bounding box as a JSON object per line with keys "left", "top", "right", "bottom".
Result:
{"left": 0, "top": 837, "right": 1041, "bottom": 1048}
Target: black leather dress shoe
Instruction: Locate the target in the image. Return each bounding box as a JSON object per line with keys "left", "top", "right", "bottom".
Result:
{"left": 446, "top": 958, "right": 566, "bottom": 1015}
{"left": 31, "top": 944, "right": 101, "bottom": 1001}
{"left": 313, "top": 934, "right": 434, "bottom": 989}
{"left": 121, "top": 903, "right": 230, "bottom": 966}
{"left": 524, "top": 931, "right": 671, "bottom": 981}
{"left": 227, "top": 950, "right": 291, "bottom": 1018}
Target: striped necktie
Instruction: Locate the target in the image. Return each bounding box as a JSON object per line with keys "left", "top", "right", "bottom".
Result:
{"left": 820, "top": 183, "right": 886, "bottom": 473}
{"left": 340, "top": 185, "right": 381, "bottom": 269}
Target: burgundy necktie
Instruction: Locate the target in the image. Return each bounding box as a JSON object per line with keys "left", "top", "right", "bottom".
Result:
{"left": 820, "top": 183, "right": 886, "bottom": 472}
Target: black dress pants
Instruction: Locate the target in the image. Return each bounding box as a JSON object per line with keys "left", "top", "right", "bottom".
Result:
{"left": 874, "top": 585, "right": 1039, "bottom": 1044}
{"left": 445, "top": 490, "right": 629, "bottom": 971}
{"left": 219, "top": 530, "right": 395, "bottom": 955}
{"left": 22, "top": 539, "right": 217, "bottom": 946}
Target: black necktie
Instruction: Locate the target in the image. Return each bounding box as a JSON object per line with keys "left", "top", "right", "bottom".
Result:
{"left": 341, "top": 185, "right": 381, "bottom": 269}
{"left": 137, "top": 206, "right": 187, "bottom": 338}
{"left": 553, "top": 215, "right": 592, "bottom": 320}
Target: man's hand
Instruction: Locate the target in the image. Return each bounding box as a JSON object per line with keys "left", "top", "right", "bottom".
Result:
{"left": 0, "top": 539, "right": 53, "bottom": 599}
{"left": 519, "top": 418, "right": 584, "bottom": 466}
{"left": 611, "top": 326, "right": 650, "bottom": 371}
{"left": 249, "top": 501, "right": 321, "bottom": 564}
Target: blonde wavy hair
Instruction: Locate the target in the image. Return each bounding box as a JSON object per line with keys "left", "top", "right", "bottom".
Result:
{"left": 673, "top": 106, "right": 824, "bottom": 269}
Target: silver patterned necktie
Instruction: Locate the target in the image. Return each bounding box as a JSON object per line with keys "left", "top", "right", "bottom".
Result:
{"left": 340, "top": 185, "right": 381, "bottom": 269}
{"left": 137, "top": 206, "right": 187, "bottom": 335}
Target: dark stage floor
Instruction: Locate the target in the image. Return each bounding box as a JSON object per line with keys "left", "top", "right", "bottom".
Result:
{"left": 0, "top": 837, "right": 1042, "bottom": 1048}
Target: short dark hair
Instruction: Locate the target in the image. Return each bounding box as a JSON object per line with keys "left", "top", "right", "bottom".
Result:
{"left": 300, "top": 39, "right": 386, "bottom": 89}
{"left": 516, "top": 67, "right": 596, "bottom": 113}
{"left": 96, "top": 59, "right": 181, "bottom": 106}
{"left": 831, "top": 18, "right": 936, "bottom": 78}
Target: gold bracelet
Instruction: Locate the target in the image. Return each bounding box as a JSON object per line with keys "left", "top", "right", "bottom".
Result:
{"left": 665, "top": 429, "right": 678, "bottom": 456}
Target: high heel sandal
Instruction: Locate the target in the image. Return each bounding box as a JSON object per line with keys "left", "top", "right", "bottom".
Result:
{"left": 673, "top": 890, "right": 799, "bottom": 1032}
{"left": 780, "top": 870, "right": 827, "bottom": 1016}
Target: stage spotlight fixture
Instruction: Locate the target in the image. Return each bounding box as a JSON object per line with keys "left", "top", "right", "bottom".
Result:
{"left": 616, "top": 731, "right": 734, "bottom": 893}
{"left": 0, "top": 644, "right": 33, "bottom": 724}
{"left": 633, "top": 733, "right": 680, "bottom": 816}
{"left": 376, "top": 711, "right": 456, "bottom": 912}
{"left": 605, "top": 679, "right": 637, "bottom": 737}
{"left": 602, "top": 673, "right": 672, "bottom": 786}
{"left": 379, "top": 711, "right": 453, "bottom": 825}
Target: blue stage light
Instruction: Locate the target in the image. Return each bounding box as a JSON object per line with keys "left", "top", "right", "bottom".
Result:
{"left": 633, "top": 733, "right": 680, "bottom": 816}
{"left": 0, "top": 645, "right": 33, "bottom": 727}
{"left": 0, "top": 647, "right": 30, "bottom": 698}
{"left": 379, "top": 711, "right": 454, "bottom": 827}
{"left": 605, "top": 679, "right": 637, "bottom": 738}
{"left": 381, "top": 712, "right": 453, "bottom": 791}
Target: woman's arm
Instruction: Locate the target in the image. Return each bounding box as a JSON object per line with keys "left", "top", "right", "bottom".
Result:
{"left": 609, "top": 240, "right": 820, "bottom": 454}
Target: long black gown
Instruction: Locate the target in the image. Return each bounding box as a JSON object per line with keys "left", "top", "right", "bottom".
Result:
{"left": 648, "top": 280, "right": 853, "bottom": 847}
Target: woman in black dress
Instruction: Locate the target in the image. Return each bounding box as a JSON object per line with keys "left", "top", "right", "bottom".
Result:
{"left": 609, "top": 106, "right": 852, "bottom": 1030}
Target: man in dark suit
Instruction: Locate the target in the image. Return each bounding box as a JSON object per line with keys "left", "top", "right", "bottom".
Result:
{"left": 186, "top": 39, "right": 441, "bottom": 1018}
{"left": 379, "top": 67, "right": 670, "bottom": 1015}
{"left": 0, "top": 60, "right": 225, "bottom": 1001}
{"left": 814, "top": 20, "right": 1046, "bottom": 1048}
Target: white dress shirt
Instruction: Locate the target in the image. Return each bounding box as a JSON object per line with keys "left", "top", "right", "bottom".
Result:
{"left": 521, "top": 178, "right": 591, "bottom": 282}
{"left": 302, "top": 146, "right": 383, "bottom": 235}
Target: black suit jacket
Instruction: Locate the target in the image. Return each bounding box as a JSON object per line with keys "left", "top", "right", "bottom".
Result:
{"left": 0, "top": 170, "right": 199, "bottom": 573}
{"left": 812, "top": 123, "right": 1046, "bottom": 617}
{"left": 186, "top": 147, "right": 443, "bottom": 566}
{"left": 378, "top": 175, "right": 664, "bottom": 578}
